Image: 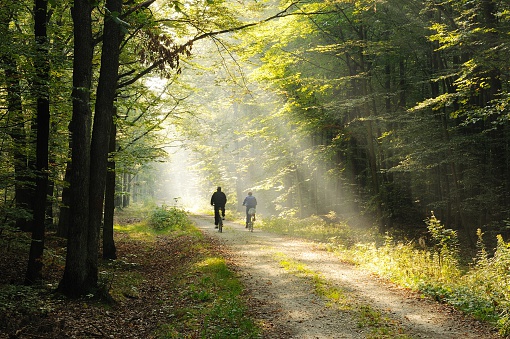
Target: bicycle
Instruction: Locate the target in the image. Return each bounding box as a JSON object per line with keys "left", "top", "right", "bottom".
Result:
{"left": 218, "top": 214, "right": 223, "bottom": 233}
{"left": 247, "top": 208, "right": 256, "bottom": 232}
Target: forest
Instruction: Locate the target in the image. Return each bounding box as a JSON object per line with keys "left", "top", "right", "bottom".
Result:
{"left": 1, "top": 0, "right": 510, "bottom": 319}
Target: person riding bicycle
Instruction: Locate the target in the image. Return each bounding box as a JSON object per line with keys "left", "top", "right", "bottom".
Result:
{"left": 242, "top": 192, "right": 257, "bottom": 228}
{"left": 211, "top": 187, "right": 227, "bottom": 229}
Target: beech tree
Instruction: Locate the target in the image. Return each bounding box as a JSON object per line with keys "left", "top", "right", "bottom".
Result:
{"left": 57, "top": 0, "right": 94, "bottom": 296}
{"left": 25, "top": 0, "right": 51, "bottom": 285}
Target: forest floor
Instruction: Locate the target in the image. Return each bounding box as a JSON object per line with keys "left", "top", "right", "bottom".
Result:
{"left": 192, "top": 215, "right": 502, "bottom": 339}
{"left": 0, "top": 214, "right": 504, "bottom": 338}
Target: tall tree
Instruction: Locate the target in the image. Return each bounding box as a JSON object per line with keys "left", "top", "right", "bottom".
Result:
{"left": 87, "top": 0, "right": 124, "bottom": 288}
{"left": 25, "top": 0, "right": 50, "bottom": 284}
{"left": 58, "top": 0, "right": 94, "bottom": 297}
{"left": 103, "top": 118, "right": 117, "bottom": 259}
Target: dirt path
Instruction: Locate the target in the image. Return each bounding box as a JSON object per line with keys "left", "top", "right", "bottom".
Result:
{"left": 193, "top": 215, "right": 501, "bottom": 339}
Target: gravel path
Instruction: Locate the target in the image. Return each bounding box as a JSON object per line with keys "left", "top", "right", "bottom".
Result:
{"left": 193, "top": 215, "right": 502, "bottom": 339}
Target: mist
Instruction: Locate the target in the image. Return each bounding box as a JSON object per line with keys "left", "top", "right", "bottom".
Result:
{"left": 154, "top": 146, "right": 208, "bottom": 213}
{"left": 146, "top": 38, "right": 362, "bottom": 224}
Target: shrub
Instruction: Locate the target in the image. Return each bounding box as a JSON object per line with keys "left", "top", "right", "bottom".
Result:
{"left": 425, "top": 213, "right": 460, "bottom": 278}
{"left": 147, "top": 205, "right": 191, "bottom": 231}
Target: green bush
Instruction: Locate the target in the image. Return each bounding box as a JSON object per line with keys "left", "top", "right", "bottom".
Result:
{"left": 425, "top": 213, "right": 460, "bottom": 277}
{"left": 0, "top": 225, "right": 31, "bottom": 252}
{"left": 147, "top": 205, "right": 192, "bottom": 231}
{"left": 344, "top": 216, "right": 510, "bottom": 336}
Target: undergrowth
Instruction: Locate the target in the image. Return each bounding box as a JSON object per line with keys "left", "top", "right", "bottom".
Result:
{"left": 0, "top": 204, "right": 260, "bottom": 338}
{"left": 161, "top": 256, "right": 258, "bottom": 338}
{"left": 147, "top": 205, "right": 193, "bottom": 232}
{"left": 260, "top": 212, "right": 510, "bottom": 336}
{"left": 115, "top": 205, "right": 260, "bottom": 338}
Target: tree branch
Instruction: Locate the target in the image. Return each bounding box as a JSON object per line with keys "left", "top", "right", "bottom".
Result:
{"left": 117, "top": 60, "right": 163, "bottom": 89}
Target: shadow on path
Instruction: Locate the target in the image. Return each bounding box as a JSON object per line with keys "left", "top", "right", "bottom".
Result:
{"left": 192, "top": 215, "right": 501, "bottom": 339}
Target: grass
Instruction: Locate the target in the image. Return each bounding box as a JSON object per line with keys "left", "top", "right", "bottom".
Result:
{"left": 260, "top": 213, "right": 362, "bottom": 245}
{"left": 260, "top": 213, "right": 510, "bottom": 336}
{"left": 154, "top": 255, "right": 258, "bottom": 338}
{"left": 274, "top": 252, "right": 348, "bottom": 308}
{"left": 184, "top": 257, "right": 255, "bottom": 338}
{"left": 113, "top": 205, "right": 261, "bottom": 338}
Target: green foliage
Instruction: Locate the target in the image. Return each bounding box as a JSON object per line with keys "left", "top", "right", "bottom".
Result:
{"left": 192, "top": 257, "right": 258, "bottom": 338}
{"left": 267, "top": 213, "right": 510, "bottom": 335}
{"left": 0, "top": 224, "right": 31, "bottom": 252}
{"left": 425, "top": 213, "right": 460, "bottom": 278}
{"left": 458, "top": 234, "right": 510, "bottom": 335}
{"left": 351, "top": 237, "right": 443, "bottom": 288}
{"left": 147, "top": 205, "right": 193, "bottom": 232}
{"left": 0, "top": 285, "right": 50, "bottom": 333}
{"left": 351, "top": 220, "right": 510, "bottom": 336}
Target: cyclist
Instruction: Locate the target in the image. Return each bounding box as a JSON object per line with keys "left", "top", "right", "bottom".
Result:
{"left": 242, "top": 192, "right": 257, "bottom": 228}
{"left": 211, "top": 187, "right": 227, "bottom": 229}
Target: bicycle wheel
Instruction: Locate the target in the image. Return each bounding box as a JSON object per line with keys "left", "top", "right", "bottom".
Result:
{"left": 218, "top": 218, "right": 223, "bottom": 233}
{"left": 248, "top": 218, "right": 253, "bottom": 232}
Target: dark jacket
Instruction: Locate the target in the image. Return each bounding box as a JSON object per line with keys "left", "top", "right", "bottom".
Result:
{"left": 211, "top": 191, "right": 227, "bottom": 207}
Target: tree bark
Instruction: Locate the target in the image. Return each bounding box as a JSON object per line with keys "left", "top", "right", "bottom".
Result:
{"left": 123, "top": 172, "right": 130, "bottom": 207}
{"left": 56, "top": 159, "right": 71, "bottom": 238}
{"left": 90, "top": 0, "right": 123, "bottom": 266}
{"left": 25, "top": 0, "right": 50, "bottom": 285}
{"left": 58, "top": 0, "right": 94, "bottom": 297}
{"left": 103, "top": 119, "right": 117, "bottom": 259}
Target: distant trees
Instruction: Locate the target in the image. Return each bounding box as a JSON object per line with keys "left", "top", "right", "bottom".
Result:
{"left": 179, "top": 0, "right": 510, "bottom": 244}
{"left": 1, "top": 2, "right": 37, "bottom": 233}
{"left": 0, "top": 0, "right": 285, "bottom": 296}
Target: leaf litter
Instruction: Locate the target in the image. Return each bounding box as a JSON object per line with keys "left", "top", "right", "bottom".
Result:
{"left": 0, "top": 216, "right": 504, "bottom": 339}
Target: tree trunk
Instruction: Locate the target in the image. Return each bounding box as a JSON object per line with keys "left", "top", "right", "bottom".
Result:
{"left": 89, "top": 0, "right": 122, "bottom": 266}
{"left": 88, "top": 0, "right": 123, "bottom": 284}
{"left": 123, "top": 172, "right": 130, "bottom": 207}
{"left": 5, "top": 65, "right": 34, "bottom": 232}
{"left": 103, "top": 120, "right": 117, "bottom": 259}
{"left": 25, "top": 0, "right": 50, "bottom": 285}
{"left": 58, "top": 0, "right": 94, "bottom": 297}
{"left": 46, "top": 120, "right": 59, "bottom": 228}
{"left": 115, "top": 174, "right": 122, "bottom": 208}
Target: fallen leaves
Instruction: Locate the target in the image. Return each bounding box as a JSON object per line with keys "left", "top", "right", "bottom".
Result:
{"left": 0, "top": 232, "right": 205, "bottom": 338}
